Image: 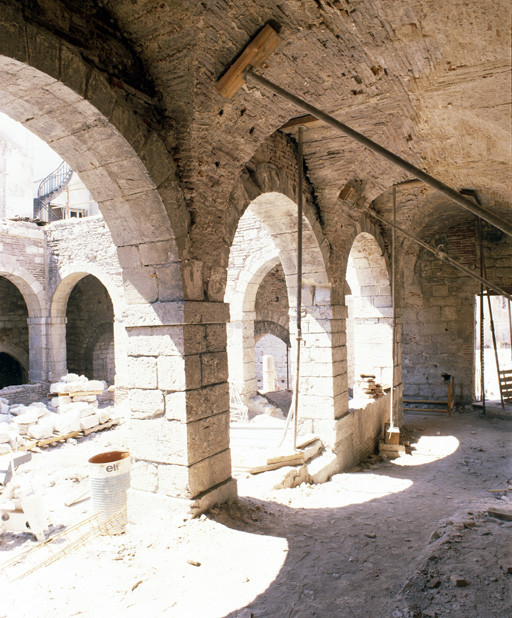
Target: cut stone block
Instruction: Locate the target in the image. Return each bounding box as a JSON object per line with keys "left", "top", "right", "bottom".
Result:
{"left": 71, "top": 394, "right": 97, "bottom": 403}
{"left": 61, "top": 402, "right": 95, "bottom": 418}
{"left": 0, "top": 425, "right": 10, "bottom": 444}
{"left": 54, "top": 411, "right": 81, "bottom": 434}
{"left": 9, "top": 404, "right": 28, "bottom": 416}
{"left": 14, "top": 411, "right": 39, "bottom": 425}
{"left": 80, "top": 414, "right": 99, "bottom": 430}
{"left": 28, "top": 416, "right": 55, "bottom": 440}
{"left": 98, "top": 408, "right": 112, "bottom": 424}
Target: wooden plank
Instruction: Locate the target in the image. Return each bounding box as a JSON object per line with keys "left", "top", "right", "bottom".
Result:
{"left": 58, "top": 391, "right": 103, "bottom": 397}
{"left": 302, "top": 441, "right": 323, "bottom": 462}
{"left": 83, "top": 419, "right": 118, "bottom": 436}
{"left": 216, "top": 24, "right": 281, "bottom": 98}
{"left": 295, "top": 434, "right": 320, "bottom": 449}
{"left": 266, "top": 451, "right": 304, "bottom": 466}
{"left": 14, "top": 420, "right": 118, "bottom": 452}
{"left": 249, "top": 460, "right": 298, "bottom": 475}
{"left": 403, "top": 400, "right": 448, "bottom": 405}
{"left": 403, "top": 408, "right": 449, "bottom": 413}
{"left": 37, "top": 430, "right": 81, "bottom": 447}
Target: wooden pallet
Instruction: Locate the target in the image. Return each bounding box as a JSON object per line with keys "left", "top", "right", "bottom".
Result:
{"left": 15, "top": 419, "right": 118, "bottom": 452}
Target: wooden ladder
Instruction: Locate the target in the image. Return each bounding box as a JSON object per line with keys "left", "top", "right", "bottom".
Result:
{"left": 498, "top": 369, "right": 512, "bottom": 403}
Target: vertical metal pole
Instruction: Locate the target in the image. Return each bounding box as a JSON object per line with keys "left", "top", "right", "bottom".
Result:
{"left": 508, "top": 300, "right": 512, "bottom": 367}
{"left": 478, "top": 219, "right": 486, "bottom": 415}
{"left": 478, "top": 220, "right": 504, "bottom": 409}
{"left": 486, "top": 292, "right": 505, "bottom": 408}
{"left": 286, "top": 345, "right": 290, "bottom": 390}
{"left": 293, "top": 127, "right": 304, "bottom": 450}
{"left": 390, "top": 186, "right": 397, "bottom": 428}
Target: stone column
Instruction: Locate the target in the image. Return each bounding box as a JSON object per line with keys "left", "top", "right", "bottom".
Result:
{"left": 26, "top": 317, "right": 47, "bottom": 383}
{"left": 46, "top": 316, "right": 67, "bottom": 382}
{"left": 112, "top": 318, "right": 129, "bottom": 389}
{"left": 125, "top": 301, "right": 237, "bottom": 520}
{"left": 293, "top": 295, "right": 348, "bottom": 446}
{"left": 227, "top": 312, "right": 258, "bottom": 401}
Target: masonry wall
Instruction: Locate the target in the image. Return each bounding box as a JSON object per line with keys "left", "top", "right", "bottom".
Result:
{"left": 0, "top": 276, "right": 29, "bottom": 354}
{"left": 0, "top": 220, "right": 45, "bottom": 286}
{"left": 346, "top": 233, "right": 393, "bottom": 397}
{"left": 401, "top": 222, "right": 512, "bottom": 404}
{"left": 255, "top": 334, "right": 290, "bottom": 390}
{"left": 255, "top": 264, "right": 289, "bottom": 327}
{"left": 45, "top": 216, "right": 124, "bottom": 292}
{"left": 66, "top": 275, "right": 114, "bottom": 381}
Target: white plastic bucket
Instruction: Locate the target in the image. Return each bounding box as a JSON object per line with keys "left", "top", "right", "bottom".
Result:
{"left": 88, "top": 450, "right": 131, "bottom": 534}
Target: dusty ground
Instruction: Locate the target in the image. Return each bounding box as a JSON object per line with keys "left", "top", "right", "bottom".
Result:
{"left": 1, "top": 406, "right": 511, "bottom": 617}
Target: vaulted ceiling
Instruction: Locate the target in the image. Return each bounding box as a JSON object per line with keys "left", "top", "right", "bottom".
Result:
{"left": 11, "top": 0, "right": 512, "bottom": 251}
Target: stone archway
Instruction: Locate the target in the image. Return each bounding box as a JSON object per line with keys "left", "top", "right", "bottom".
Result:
{"left": 0, "top": 21, "right": 237, "bottom": 513}
{"left": 226, "top": 183, "right": 343, "bottom": 445}
{"left": 0, "top": 262, "right": 45, "bottom": 383}
{"left": 346, "top": 231, "right": 393, "bottom": 400}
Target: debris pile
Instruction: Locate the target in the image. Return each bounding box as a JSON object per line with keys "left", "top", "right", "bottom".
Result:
{"left": 0, "top": 374, "right": 116, "bottom": 454}
{"left": 359, "top": 374, "right": 384, "bottom": 399}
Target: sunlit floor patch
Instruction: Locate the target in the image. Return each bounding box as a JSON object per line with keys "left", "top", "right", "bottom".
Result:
{"left": 392, "top": 435, "right": 460, "bottom": 466}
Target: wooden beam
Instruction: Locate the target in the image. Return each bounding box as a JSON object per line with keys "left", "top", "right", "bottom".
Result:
{"left": 280, "top": 114, "right": 324, "bottom": 131}
{"left": 216, "top": 24, "right": 281, "bottom": 98}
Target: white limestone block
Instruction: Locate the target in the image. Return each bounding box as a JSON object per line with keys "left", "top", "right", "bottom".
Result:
{"left": 0, "top": 413, "right": 12, "bottom": 424}
{"left": 80, "top": 414, "right": 99, "bottom": 430}
{"left": 50, "top": 396, "right": 72, "bottom": 411}
{"left": 29, "top": 402, "right": 48, "bottom": 410}
{"left": 0, "top": 444, "right": 10, "bottom": 455}
{"left": 71, "top": 394, "right": 97, "bottom": 403}
{"left": 14, "top": 411, "right": 39, "bottom": 426}
{"left": 9, "top": 404, "right": 27, "bottom": 416}
{"left": 16, "top": 423, "right": 30, "bottom": 435}
{"left": 62, "top": 381, "right": 84, "bottom": 394}
{"left": 0, "top": 424, "right": 10, "bottom": 443}
{"left": 61, "top": 373, "right": 81, "bottom": 383}
{"left": 98, "top": 408, "right": 112, "bottom": 424}
{"left": 28, "top": 416, "right": 55, "bottom": 440}
{"left": 9, "top": 431, "right": 22, "bottom": 448}
{"left": 83, "top": 380, "right": 106, "bottom": 392}
{"left": 60, "top": 402, "right": 94, "bottom": 418}
{"left": 26, "top": 404, "right": 49, "bottom": 418}
{"left": 0, "top": 397, "right": 8, "bottom": 405}
{"left": 50, "top": 382, "right": 68, "bottom": 394}
{"left": 0, "top": 401, "right": 9, "bottom": 415}
{"left": 54, "top": 411, "right": 81, "bottom": 435}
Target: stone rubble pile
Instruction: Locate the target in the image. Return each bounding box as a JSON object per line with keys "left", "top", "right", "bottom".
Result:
{"left": 360, "top": 374, "right": 385, "bottom": 399}
{"left": 0, "top": 374, "right": 115, "bottom": 455}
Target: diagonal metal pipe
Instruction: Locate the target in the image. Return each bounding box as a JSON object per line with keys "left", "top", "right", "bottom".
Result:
{"left": 363, "top": 205, "right": 512, "bottom": 302}
{"left": 245, "top": 68, "right": 512, "bottom": 239}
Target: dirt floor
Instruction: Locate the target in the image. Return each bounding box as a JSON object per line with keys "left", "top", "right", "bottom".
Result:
{"left": 1, "top": 406, "right": 511, "bottom": 617}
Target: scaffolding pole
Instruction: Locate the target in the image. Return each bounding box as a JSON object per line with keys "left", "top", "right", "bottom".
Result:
{"left": 363, "top": 207, "right": 512, "bottom": 302}
{"left": 478, "top": 219, "right": 486, "bottom": 414}
{"left": 293, "top": 126, "right": 304, "bottom": 451}
{"left": 389, "top": 186, "right": 397, "bottom": 429}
